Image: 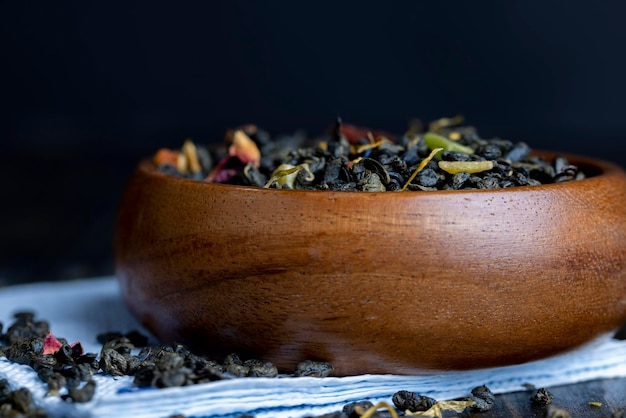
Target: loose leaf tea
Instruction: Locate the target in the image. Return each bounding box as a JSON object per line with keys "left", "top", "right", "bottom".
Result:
{"left": 531, "top": 387, "right": 555, "bottom": 405}
{"left": 155, "top": 117, "right": 585, "bottom": 191}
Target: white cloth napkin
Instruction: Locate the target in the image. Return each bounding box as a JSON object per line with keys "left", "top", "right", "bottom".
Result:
{"left": 1, "top": 277, "right": 626, "bottom": 418}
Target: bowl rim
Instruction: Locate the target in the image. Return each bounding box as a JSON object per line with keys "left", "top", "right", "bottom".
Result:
{"left": 134, "top": 150, "right": 626, "bottom": 196}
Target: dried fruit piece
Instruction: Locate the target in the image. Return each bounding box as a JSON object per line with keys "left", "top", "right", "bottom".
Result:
{"left": 438, "top": 160, "right": 494, "bottom": 175}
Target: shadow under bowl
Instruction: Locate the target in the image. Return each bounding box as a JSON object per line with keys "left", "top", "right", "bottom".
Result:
{"left": 115, "top": 152, "right": 626, "bottom": 375}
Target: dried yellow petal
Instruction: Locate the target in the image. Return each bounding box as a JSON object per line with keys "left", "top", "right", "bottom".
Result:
{"left": 229, "top": 130, "right": 261, "bottom": 167}
{"left": 428, "top": 115, "right": 464, "bottom": 133}
{"left": 182, "top": 139, "right": 201, "bottom": 174}
{"left": 448, "top": 131, "right": 462, "bottom": 140}
{"left": 352, "top": 138, "right": 392, "bottom": 154}
{"left": 406, "top": 399, "right": 475, "bottom": 417}
{"left": 438, "top": 160, "right": 494, "bottom": 175}
{"left": 176, "top": 152, "right": 188, "bottom": 174}
{"left": 360, "top": 401, "right": 399, "bottom": 418}
{"left": 401, "top": 148, "right": 443, "bottom": 191}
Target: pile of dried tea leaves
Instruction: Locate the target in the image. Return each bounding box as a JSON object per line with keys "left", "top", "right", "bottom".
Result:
{"left": 0, "top": 312, "right": 337, "bottom": 415}
{"left": 154, "top": 117, "right": 584, "bottom": 191}
{"left": 0, "top": 312, "right": 494, "bottom": 418}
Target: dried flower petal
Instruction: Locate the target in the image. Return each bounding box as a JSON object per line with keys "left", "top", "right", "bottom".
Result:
{"left": 182, "top": 139, "right": 201, "bottom": 174}
{"left": 405, "top": 399, "right": 475, "bottom": 417}
{"left": 70, "top": 341, "right": 84, "bottom": 357}
{"left": 206, "top": 130, "right": 261, "bottom": 183}
{"left": 401, "top": 148, "right": 443, "bottom": 191}
{"left": 229, "top": 130, "right": 260, "bottom": 167}
{"left": 154, "top": 148, "right": 179, "bottom": 167}
{"left": 42, "top": 332, "right": 63, "bottom": 355}
{"left": 176, "top": 153, "right": 188, "bottom": 174}
{"left": 438, "top": 160, "right": 495, "bottom": 175}
{"left": 428, "top": 115, "right": 464, "bottom": 133}
{"left": 340, "top": 123, "right": 396, "bottom": 144}
{"left": 352, "top": 138, "right": 392, "bottom": 154}
{"left": 360, "top": 401, "right": 399, "bottom": 418}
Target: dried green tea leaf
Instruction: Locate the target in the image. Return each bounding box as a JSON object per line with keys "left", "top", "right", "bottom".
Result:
{"left": 264, "top": 163, "right": 314, "bottom": 189}
{"left": 588, "top": 401, "right": 602, "bottom": 408}
{"left": 438, "top": 160, "right": 494, "bottom": 175}
{"left": 405, "top": 399, "right": 475, "bottom": 417}
{"left": 424, "top": 132, "right": 474, "bottom": 156}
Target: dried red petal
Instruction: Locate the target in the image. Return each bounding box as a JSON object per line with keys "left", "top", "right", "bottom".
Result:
{"left": 42, "top": 332, "right": 63, "bottom": 355}
{"left": 205, "top": 130, "right": 259, "bottom": 183}
{"left": 339, "top": 123, "right": 396, "bottom": 144}
{"left": 70, "top": 341, "right": 84, "bottom": 358}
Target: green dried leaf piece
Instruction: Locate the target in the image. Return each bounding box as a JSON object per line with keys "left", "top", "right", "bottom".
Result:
{"left": 423, "top": 132, "right": 474, "bottom": 156}
{"left": 264, "top": 163, "right": 314, "bottom": 189}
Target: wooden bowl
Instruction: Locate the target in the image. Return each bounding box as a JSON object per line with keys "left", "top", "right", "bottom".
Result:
{"left": 115, "top": 152, "right": 626, "bottom": 375}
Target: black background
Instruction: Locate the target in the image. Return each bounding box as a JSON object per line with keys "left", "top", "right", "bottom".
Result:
{"left": 2, "top": 1, "right": 626, "bottom": 284}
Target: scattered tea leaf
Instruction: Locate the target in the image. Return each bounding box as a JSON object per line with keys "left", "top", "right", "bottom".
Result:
{"left": 264, "top": 163, "right": 314, "bottom": 189}
{"left": 470, "top": 385, "right": 495, "bottom": 412}
{"left": 530, "top": 387, "right": 554, "bottom": 405}
{"left": 392, "top": 390, "right": 437, "bottom": 412}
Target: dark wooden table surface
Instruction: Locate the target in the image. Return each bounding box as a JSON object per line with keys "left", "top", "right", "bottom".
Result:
{"left": 471, "top": 377, "right": 626, "bottom": 417}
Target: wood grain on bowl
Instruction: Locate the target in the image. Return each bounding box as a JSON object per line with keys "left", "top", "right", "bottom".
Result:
{"left": 115, "top": 153, "right": 626, "bottom": 375}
